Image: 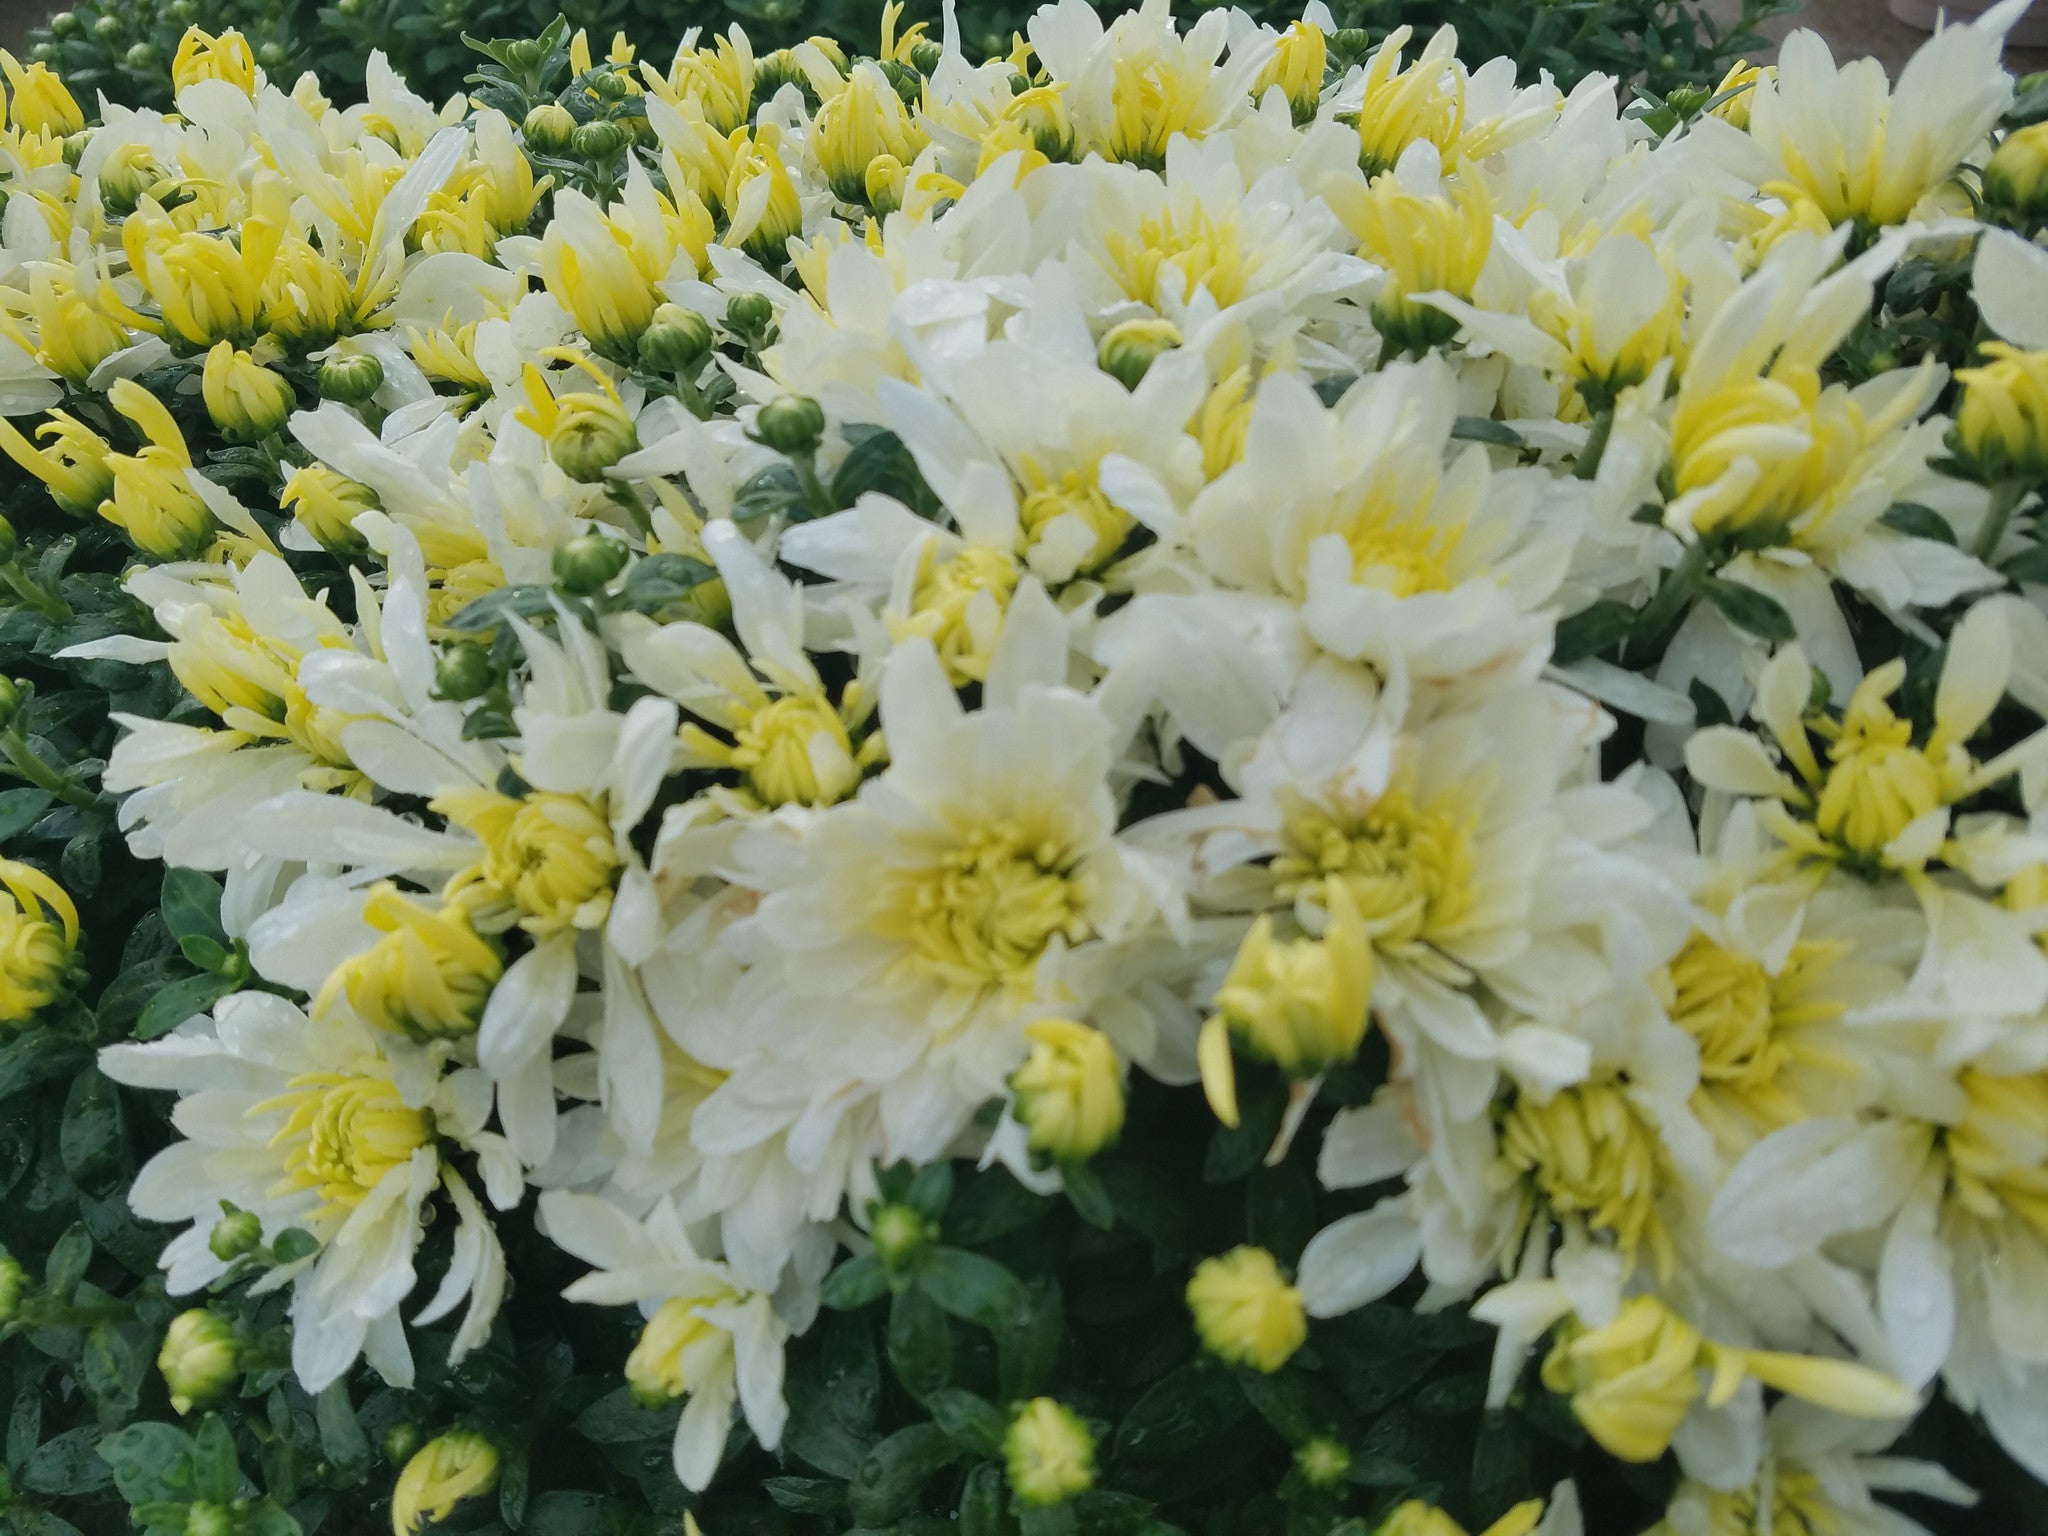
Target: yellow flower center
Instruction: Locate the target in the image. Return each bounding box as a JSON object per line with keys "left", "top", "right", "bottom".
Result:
{"left": 316, "top": 885, "right": 502, "bottom": 1042}
{"left": 436, "top": 788, "right": 621, "bottom": 934}
{"left": 265, "top": 1071, "right": 432, "bottom": 1223}
{"left": 1274, "top": 786, "right": 1477, "bottom": 954}
{"left": 625, "top": 1296, "right": 726, "bottom": 1404}
{"left": 1500, "top": 1080, "right": 1675, "bottom": 1277}
{"left": 730, "top": 694, "right": 858, "bottom": 807}
{"left": 890, "top": 544, "right": 1020, "bottom": 685}
{"left": 1668, "top": 930, "right": 1850, "bottom": 1135}
{"left": 1813, "top": 713, "right": 1945, "bottom": 862}
{"left": 1194, "top": 367, "right": 1254, "bottom": 481}
{"left": 1016, "top": 462, "right": 1132, "bottom": 574}
{"left": 1686, "top": 1469, "right": 1843, "bottom": 1536}
{"left": 170, "top": 613, "right": 295, "bottom": 722}
{"left": 1944, "top": 1069, "right": 2048, "bottom": 1244}
{"left": 1107, "top": 205, "right": 1253, "bottom": 311}
{"left": 1108, "top": 55, "right": 1209, "bottom": 170}
{"left": 875, "top": 820, "right": 1093, "bottom": 990}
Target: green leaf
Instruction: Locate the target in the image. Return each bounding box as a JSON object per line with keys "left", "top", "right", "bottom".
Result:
{"left": 444, "top": 584, "right": 557, "bottom": 632}
{"left": 43, "top": 1223, "right": 91, "bottom": 1298}
{"left": 947, "top": 1168, "right": 1053, "bottom": 1245}
{"left": 81, "top": 1324, "right": 145, "bottom": 1417}
{"left": 846, "top": 1424, "right": 960, "bottom": 1527}
{"left": 832, "top": 426, "right": 925, "bottom": 507}
{"left": 2002, "top": 542, "right": 2048, "bottom": 585}
{"left": 1113, "top": 1362, "right": 1248, "bottom": 1464}
{"left": 1879, "top": 502, "right": 1956, "bottom": 545}
{"left": 618, "top": 553, "right": 718, "bottom": 614}
{"left": 997, "top": 1278, "right": 1065, "bottom": 1402}
{"left": 1236, "top": 1369, "right": 1315, "bottom": 1443}
{"left": 763, "top": 1476, "right": 848, "bottom": 1513}
{"left": 135, "top": 969, "right": 240, "bottom": 1041}
{"left": 59, "top": 1068, "right": 127, "bottom": 1193}
{"left": 1689, "top": 677, "right": 1734, "bottom": 729}
{"left": 315, "top": 1382, "right": 372, "bottom": 1479}
{"left": 732, "top": 462, "right": 805, "bottom": 523}
{"left": 924, "top": 1389, "right": 1007, "bottom": 1456}
{"left": 888, "top": 1285, "right": 954, "bottom": 1397}
{"left": 958, "top": 1462, "right": 1008, "bottom": 1536}
{"left": 822, "top": 1252, "right": 891, "bottom": 1310}
{"left": 499, "top": 1443, "right": 530, "bottom": 1530}
{"left": 25, "top": 1425, "right": 118, "bottom": 1496}
{"left": 1061, "top": 1160, "right": 1114, "bottom": 1230}
{"left": 94, "top": 1422, "right": 192, "bottom": 1501}
{"left": 191, "top": 1415, "right": 241, "bottom": 1504}
{"left": 160, "top": 867, "right": 228, "bottom": 948}
{"left": 1702, "top": 578, "right": 1796, "bottom": 643}
{"left": 918, "top": 1247, "right": 1026, "bottom": 1330}
{"left": 179, "top": 933, "right": 232, "bottom": 972}
{"left": 1551, "top": 600, "right": 1637, "bottom": 666}
{"left": 0, "top": 788, "right": 54, "bottom": 844}
{"left": 907, "top": 1161, "right": 954, "bottom": 1219}
{"left": 572, "top": 1386, "right": 677, "bottom": 1446}
{"left": 1450, "top": 416, "right": 1527, "bottom": 449}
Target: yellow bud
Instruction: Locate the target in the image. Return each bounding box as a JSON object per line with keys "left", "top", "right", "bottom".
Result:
{"left": 1097, "top": 317, "right": 1182, "bottom": 390}
{"left": 1707, "top": 60, "right": 1770, "bottom": 131}
{"left": 865, "top": 153, "right": 907, "bottom": 217}
{"left": 202, "top": 341, "right": 296, "bottom": 443}
{"left": 815, "top": 64, "right": 926, "bottom": 204}
{"left": 1257, "top": 21, "right": 1327, "bottom": 125}
{"left": 1010, "top": 1018, "right": 1125, "bottom": 1161}
{"left": 1003, "top": 1398, "right": 1095, "bottom": 1507}
{"left": 1954, "top": 342, "right": 2048, "bottom": 484}
{"left": 100, "top": 380, "right": 215, "bottom": 560}
{"left": 316, "top": 884, "right": 502, "bottom": 1042}
{"left": 1, "top": 52, "right": 84, "bottom": 136}
{"left": 158, "top": 1309, "right": 239, "bottom": 1415}
{"left": 1986, "top": 122, "right": 2048, "bottom": 218}
{"left": 1542, "top": 1297, "right": 1703, "bottom": 1463}
{"left": 100, "top": 143, "right": 164, "bottom": 217}
{"left": 391, "top": 1432, "right": 498, "bottom": 1536}
{"left": 434, "top": 787, "right": 620, "bottom": 934}
{"left": 0, "top": 856, "right": 78, "bottom": 1026}
{"left": 625, "top": 1296, "right": 724, "bottom": 1405}
{"left": 1186, "top": 1246, "right": 1306, "bottom": 1373}
{"left": 172, "top": 27, "right": 259, "bottom": 95}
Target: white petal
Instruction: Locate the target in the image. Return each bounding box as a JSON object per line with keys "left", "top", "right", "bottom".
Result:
{"left": 1297, "top": 1200, "right": 1423, "bottom": 1317}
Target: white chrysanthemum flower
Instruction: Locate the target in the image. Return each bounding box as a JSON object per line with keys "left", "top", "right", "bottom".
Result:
{"left": 99, "top": 991, "right": 518, "bottom": 1392}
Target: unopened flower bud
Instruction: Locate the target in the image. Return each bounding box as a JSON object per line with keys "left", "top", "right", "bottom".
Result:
{"left": 523, "top": 102, "right": 576, "bottom": 154}
{"left": 185, "top": 1501, "right": 234, "bottom": 1536}
{"left": 280, "top": 464, "right": 375, "bottom": 555}
{"left": 1097, "top": 317, "right": 1181, "bottom": 390}
{"left": 60, "top": 131, "right": 90, "bottom": 168}
{"left": 1953, "top": 342, "right": 2048, "bottom": 483}
{"left": 99, "top": 142, "right": 161, "bottom": 217}
{"left": 0, "top": 1256, "right": 24, "bottom": 1321}
{"left": 0, "top": 677, "right": 19, "bottom": 732}
{"left": 503, "top": 38, "right": 545, "bottom": 72}
{"left": 434, "top": 642, "right": 497, "bottom": 702}
{"left": 1295, "top": 1436, "right": 1351, "bottom": 1488}
{"left": 208, "top": 1206, "right": 263, "bottom": 1261}
{"left": 550, "top": 396, "right": 640, "bottom": 483}
{"left": 865, "top": 154, "right": 906, "bottom": 216}
{"left": 391, "top": 1431, "right": 498, "bottom": 1536}
{"left": 571, "top": 119, "right": 628, "bottom": 160}
{"left": 868, "top": 1202, "right": 935, "bottom": 1269}
{"left": 1186, "top": 1245, "right": 1306, "bottom": 1373}
{"left": 909, "top": 39, "right": 942, "bottom": 73}
{"left": 1010, "top": 1018, "right": 1124, "bottom": 1161}
{"left": 318, "top": 350, "right": 384, "bottom": 405}
{"left": 552, "top": 533, "right": 629, "bottom": 594}
{"left": 158, "top": 1309, "right": 239, "bottom": 1414}
{"left": 1004, "top": 1398, "right": 1095, "bottom": 1507}
{"left": 725, "top": 291, "right": 773, "bottom": 336}
{"left": 202, "top": 342, "right": 295, "bottom": 443}
{"left": 753, "top": 394, "right": 825, "bottom": 455}
{"left": 1986, "top": 121, "right": 2048, "bottom": 220}
{"left": 383, "top": 1422, "right": 423, "bottom": 1465}
{"left": 637, "top": 304, "right": 713, "bottom": 376}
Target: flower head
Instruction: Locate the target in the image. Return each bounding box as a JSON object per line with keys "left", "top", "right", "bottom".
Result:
{"left": 158, "top": 1309, "right": 239, "bottom": 1415}
{"left": 0, "top": 858, "right": 76, "bottom": 1025}
{"left": 316, "top": 884, "right": 501, "bottom": 1042}
{"left": 1004, "top": 1398, "right": 1096, "bottom": 1506}
{"left": 392, "top": 1432, "right": 498, "bottom": 1536}
{"left": 1186, "top": 1245, "right": 1307, "bottom": 1372}
{"left": 1010, "top": 1017, "right": 1125, "bottom": 1160}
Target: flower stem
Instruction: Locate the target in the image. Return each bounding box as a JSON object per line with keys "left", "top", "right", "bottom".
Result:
{"left": 1575, "top": 408, "right": 1615, "bottom": 481}
{"left": 1, "top": 727, "right": 109, "bottom": 812}
{"left": 1623, "top": 538, "right": 1713, "bottom": 664}
{"left": 1974, "top": 478, "right": 2028, "bottom": 563}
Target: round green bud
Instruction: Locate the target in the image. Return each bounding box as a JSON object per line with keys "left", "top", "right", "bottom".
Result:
{"left": 48, "top": 11, "right": 79, "bottom": 36}
{"left": 90, "top": 14, "right": 123, "bottom": 40}
{"left": 1663, "top": 84, "right": 1711, "bottom": 119}
{"left": 570, "top": 119, "right": 629, "bottom": 160}
{"left": 909, "top": 38, "right": 942, "bottom": 74}
{"left": 550, "top": 399, "right": 640, "bottom": 483}
{"left": 868, "top": 1203, "right": 935, "bottom": 1269}
{"left": 434, "top": 642, "right": 497, "bottom": 702}
{"left": 523, "top": 102, "right": 577, "bottom": 155}
{"left": 1331, "top": 27, "right": 1368, "bottom": 54}
{"left": 318, "top": 351, "right": 385, "bottom": 405}
{"left": 0, "top": 1256, "right": 25, "bottom": 1322}
{"left": 0, "top": 514, "right": 16, "bottom": 564}
{"left": 257, "top": 40, "right": 288, "bottom": 69}
{"left": 185, "top": 1501, "right": 235, "bottom": 1536}
{"left": 158, "top": 1310, "right": 239, "bottom": 1415}
{"left": 503, "top": 38, "right": 546, "bottom": 72}
{"left": 591, "top": 69, "right": 628, "bottom": 101}
{"left": 166, "top": 0, "right": 198, "bottom": 19}
{"left": 29, "top": 42, "right": 54, "bottom": 63}
{"left": 552, "top": 533, "right": 630, "bottom": 595}
{"left": 383, "top": 1422, "right": 424, "bottom": 1465}
{"left": 1097, "top": 317, "right": 1182, "bottom": 391}
{"left": 725, "top": 290, "right": 774, "bottom": 335}
{"left": 1986, "top": 121, "right": 2048, "bottom": 220}
{"left": 61, "top": 132, "right": 90, "bottom": 168}
{"left": 0, "top": 677, "right": 22, "bottom": 733}
{"left": 208, "top": 1208, "right": 264, "bottom": 1262}
{"left": 637, "top": 304, "right": 714, "bottom": 376}
{"left": 1294, "top": 1436, "right": 1351, "bottom": 1488}
{"left": 753, "top": 394, "right": 826, "bottom": 455}
{"left": 270, "top": 1227, "right": 319, "bottom": 1265}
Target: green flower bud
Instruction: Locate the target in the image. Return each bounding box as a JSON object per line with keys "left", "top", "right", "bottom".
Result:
{"left": 909, "top": 38, "right": 942, "bottom": 74}
{"left": 383, "top": 1422, "right": 423, "bottom": 1465}
{"left": 638, "top": 305, "right": 714, "bottom": 377}
{"left": 1004, "top": 1398, "right": 1095, "bottom": 1507}
{"left": 166, "top": 0, "right": 198, "bottom": 20}
{"left": 523, "top": 102, "right": 577, "bottom": 155}
{"left": 124, "top": 41, "right": 159, "bottom": 70}
{"left": 867, "top": 1202, "right": 935, "bottom": 1269}
{"left": 1295, "top": 1436, "right": 1351, "bottom": 1488}
{"left": 90, "top": 14, "right": 122, "bottom": 41}
{"left": 0, "top": 1255, "right": 25, "bottom": 1321}
{"left": 185, "top": 1501, "right": 234, "bottom": 1536}
{"left": 257, "top": 41, "right": 289, "bottom": 70}
{"left": 48, "top": 12, "right": 80, "bottom": 37}
{"left": 1097, "top": 317, "right": 1182, "bottom": 391}
{"left": 552, "top": 533, "right": 629, "bottom": 594}
{"left": 61, "top": 131, "right": 90, "bottom": 168}
{"left": 1986, "top": 122, "right": 2048, "bottom": 220}
{"left": 158, "top": 1309, "right": 239, "bottom": 1415}
{"left": 591, "top": 69, "right": 628, "bottom": 101}
{"left": 753, "top": 394, "right": 826, "bottom": 455}
{"left": 435, "top": 642, "right": 498, "bottom": 702}
{"left": 208, "top": 1207, "right": 264, "bottom": 1262}
{"left": 550, "top": 396, "right": 640, "bottom": 483}
{"left": 725, "top": 290, "right": 773, "bottom": 336}
{"left": 0, "top": 677, "right": 21, "bottom": 733}
{"left": 503, "top": 38, "right": 545, "bottom": 72}
{"left": 570, "top": 119, "right": 629, "bottom": 160}
{"left": 319, "top": 351, "right": 385, "bottom": 405}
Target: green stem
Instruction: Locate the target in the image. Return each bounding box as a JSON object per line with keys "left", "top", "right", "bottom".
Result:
{"left": 1623, "top": 538, "right": 1714, "bottom": 664}
{"left": 1575, "top": 409, "right": 1615, "bottom": 481}
{"left": 0, "top": 728, "right": 108, "bottom": 812}
{"left": 792, "top": 450, "right": 834, "bottom": 518}
{"left": 1, "top": 562, "right": 68, "bottom": 620}
{"left": 1975, "top": 478, "right": 2028, "bottom": 563}
{"left": 606, "top": 482, "right": 655, "bottom": 539}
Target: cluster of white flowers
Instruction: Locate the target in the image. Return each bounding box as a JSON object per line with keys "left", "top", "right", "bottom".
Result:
{"left": 6, "top": 0, "right": 2044, "bottom": 1524}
